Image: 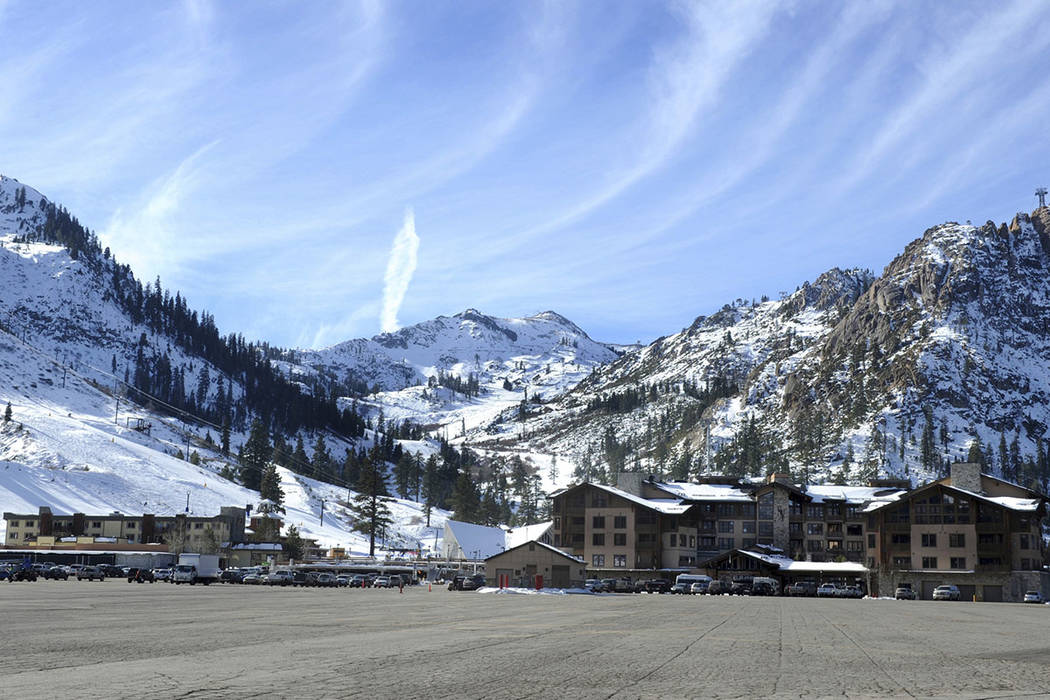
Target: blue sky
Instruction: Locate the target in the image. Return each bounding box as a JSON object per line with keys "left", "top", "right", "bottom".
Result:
{"left": 3, "top": 1, "right": 1050, "bottom": 349}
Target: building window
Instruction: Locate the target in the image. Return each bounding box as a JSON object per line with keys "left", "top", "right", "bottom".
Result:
{"left": 592, "top": 554, "right": 605, "bottom": 567}
{"left": 1020, "top": 534, "right": 1031, "bottom": 549}
{"left": 613, "top": 555, "right": 626, "bottom": 567}
{"left": 868, "top": 534, "right": 876, "bottom": 548}
{"left": 846, "top": 524, "right": 862, "bottom": 537}
{"left": 638, "top": 533, "right": 655, "bottom": 544}
{"left": 978, "top": 557, "right": 1003, "bottom": 566}
{"left": 718, "top": 521, "right": 734, "bottom": 533}
{"left": 742, "top": 538, "right": 756, "bottom": 548}
{"left": 789, "top": 522, "right": 802, "bottom": 534}
{"left": 688, "top": 536, "right": 695, "bottom": 548}
{"left": 701, "top": 520, "right": 715, "bottom": 532}
{"left": 758, "top": 522, "right": 773, "bottom": 537}
{"left": 846, "top": 540, "right": 863, "bottom": 552}
{"left": 806, "top": 505, "right": 824, "bottom": 519}
{"left": 807, "top": 523, "right": 823, "bottom": 536}
{"left": 572, "top": 516, "right": 585, "bottom": 526}
{"left": 613, "top": 533, "right": 626, "bottom": 546}
{"left": 758, "top": 493, "right": 774, "bottom": 520}
{"left": 921, "top": 533, "right": 936, "bottom": 547}
{"left": 827, "top": 540, "right": 842, "bottom": 551}
{"left": 592, "top": 533, "right": 605, "bottom": 546}
{"left": 614, "top": 515, "right": 627, "bottom": 529}
{"left": 949, "top": 533, "right": 965, "bottom": 548}
{"left": 553, "top": 534, "right": 561, "bottom": 546}
{"left": 8, "top": 521, "right": 18, "bottom": 528}
{"left": 592, "top": 516, "right": 605, "bottom": 529}
{"left": 789, "top": 501, "right": 803, "bottom": 517}
{"left": 978, "top": 533, "right": 1003, "bottom": 546}
{"left": 826, "top": 504, "right": 842, "bottom": 519}
{"left": 700, "top": 536, "right": 716, "bottom": 547}
{"left": 827, "top": 522, "right": 843, "bottom": 536}
{"left": 637, "top": 511, "right": 656, "bottom": 525}
{"left": 922, "top": 556, "right": 938, "bottom": 569}
{"left": 807, "top": 540, "right": 822, "bottom": 552}
{"left": 739, "top": 503, "right": 756, "bottom": 518}
{"left": 554, "top": 517, "right": 561, "bottom": 530}
{"left": 949, "top": 557, "right": 966, "bottom": 569}
{"left": 8, "top": 531, "right": 17, "bottom": 539}
{"left": 668, "top": 533, "right": 677, "bottom": 547}
{"left": 717, "top": 538, "right": 734, "bottom": 550}
{"left": 1021, "top": 558, "right": 1032, "bottom": 570}
{"left": 678, "top": 534, "right": 687, "bottom": 547}
{"left": 126, "top": 522, "right": 136, "bottom": 529}
{"left": 591, "top": 493, "right": 608, "bottom": 507}
{"left": 194, "top": 523, "right": 203, "bottom": 530}
{"left": 571, "top": 534, "right": 584, "bottom": 545}
{"left": 718, "top": 503, "right": 733, "bottom": 516}
{"left": 91, "top": 521, "right": 101, "bottom": 529}
{"left": 742, "top": 521, "right": 755, "bottom": 534}
{"left": 892, "top": 556, "right": 911, "bottom": 569}
{"left": 846, "top": 506, "right": 862, "bottom": 520}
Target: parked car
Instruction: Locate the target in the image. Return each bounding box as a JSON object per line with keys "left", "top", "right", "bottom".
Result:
{"left": 316, "top": 573, "right": 337, "bottom": 587}
{"left": 99, "top": 564, "right": 123, "bottom": 578}
{"left": 127, "top": 568, "right": 155, "bottom": 583}
{"left": 7, "top": 567, "right": 38, "bottom": 582}
{"left": 220, "top": 568, "right": 245, "bottom": 584}
{"left": 335, "top": 575, "right": 351, "bottom": 587}
{"left": 729, "top": 581, "right": 752, "bottom": 596}
{"left": 1023, "top": 590, "right": 1044, "bottom": 604}
{"left": 669, "top": 582, "right": 693, "bottom": 595}
{"left": 816, "top": 583, "right": 840, "bottom": 598}
{"left": 242, "top": 572, "right": 264, "bottom": 585}
{"left": 707, "top": 580, "right": 729, "bottom": 595}
{"left": 840, "top": 585, "right": 864, "bottom": 599}
{"left": 645, "top": 579, "right": 672, "bottom": 594}
{"left": 751, "top": 580, "right": 777, "bottom": 596}
{"left": 153, "top": 568, "right": 173, "bottom": 582}
{"left": 894, "top": 587, "right": 917, "bottom": 600}
{"left": 932, "top": 585, "right": 961, "bottom": 601}
{"left": 690, "top": 581, "right": 710, "bottom": 595}
{"left": 43, "top": 566, "right": 70, "bottom": 580}
{"left": 600, "top": 578, "right": 622, "bottom": 593}
{"left": 350, "top": 574, "right": 368, "bottom": 588}
{"left": 786, "top": 581, "right": 816, "bottom": 597}
{"left": 448, "top": 573, "right": 485, "bottom": 591}
{"left": 266, "top": 570, "right": 293, "bottom": 586}
{"left": 77, "top": 566, "right": 105, "bottom": 581}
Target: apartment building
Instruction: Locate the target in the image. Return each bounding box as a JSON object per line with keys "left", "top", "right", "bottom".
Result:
{"left": 3, "top": 505, "right": 246, "bottom": 551}
{"left": 866, "top": 463, "right": 1047, "bottom": 602}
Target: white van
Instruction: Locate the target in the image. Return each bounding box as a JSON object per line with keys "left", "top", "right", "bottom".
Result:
{"left": 675, "top": 574, "right": 713, "bottom": 593}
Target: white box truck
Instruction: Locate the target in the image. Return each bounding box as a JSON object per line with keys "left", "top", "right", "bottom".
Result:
{"left": 173, "top": 553, "right": 221, "bottom": 585}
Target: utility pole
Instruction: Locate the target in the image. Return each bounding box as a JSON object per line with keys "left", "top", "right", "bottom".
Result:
{"left": 320, "top": 498, "right": 326, "bottom": 527}
{"left": 1037, "top": 187, "right": 1048, "bottom": 208}
{"left": 185, "top": 492, "right": 190, "bottom": 513}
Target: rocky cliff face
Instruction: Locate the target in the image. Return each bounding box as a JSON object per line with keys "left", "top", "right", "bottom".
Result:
{"left": 488, "top": 210, "right": 1050, "bottom": 490}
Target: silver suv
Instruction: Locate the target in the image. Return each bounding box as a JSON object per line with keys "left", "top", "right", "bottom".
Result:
{"left": 932, "top": 584, "right": 960, "bottom": 601}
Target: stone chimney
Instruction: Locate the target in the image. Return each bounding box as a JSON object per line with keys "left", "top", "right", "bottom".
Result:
{"left": 766, "top": 472, "right": 793, "bottom": 487}
{"left": 950, "top": 462, "right": 983, "bottom": 494}
{"left": 616, "top": 472, "right": 643, "bottom": 496}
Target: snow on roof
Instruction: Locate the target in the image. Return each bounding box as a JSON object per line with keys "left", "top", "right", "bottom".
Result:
{"left": 486, "top": 538, "right": 585, "bottom": 564}
{"left": 736, "top": 549, "right": 868, "bottom": 574}
{"left": 230, "top": 543, "right": 283, "bottom": 551}
{"left": 805, "top": 485, "right": 907, "bottom": 505}
{"left": 653, "top": 481, "right": 752, "bottom": 502}
{"left": 587, "top": 483, "right": 691, "bottom": 515}
{"left": 445, "top": 520, "right": 507, "bottom": 559}
{"left": 504, "top": 521, "right": 552, "bottom": 550}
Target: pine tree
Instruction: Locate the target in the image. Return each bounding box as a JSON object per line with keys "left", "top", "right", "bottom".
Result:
{"left": 311, "top": 434, "right": 331, "bottom": 479}
{"left": 220, "top": 420, "right": 231, "bottom": 457}
{"left": 394, "top": 452, "right": 413, "bottom": 498}
{"left": 240, "top": 419, "right": 271, "bottom": 491}
{"left": 350, "top": 458, "right": 392, "bottom": 557}
{"left": 283, "top": 524, "right": 304, "bottom": 561}
{"left": 998, "top": 432, "right": 1009, "bottom": 478}
{"left": 260, "top": 463, "right": 284, "bottom": 507}
{"left": 3, "top": 402, "right": 11, "bottom": 423}
{"left": 966, "top": 437, "right": 984, "bottom": 466}
{"left": 450, "top": 467, "right": 482, "bottom": 523}
{"left": 292, "top": 435, "right": 309, "bottom": 471}
{"left": 422, "top": 454, "right": 438, "bottom": 527}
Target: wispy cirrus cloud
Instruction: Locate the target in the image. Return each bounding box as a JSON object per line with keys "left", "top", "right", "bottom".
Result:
{"left": 380, "top": 209, "right": 420, "bottom": 333}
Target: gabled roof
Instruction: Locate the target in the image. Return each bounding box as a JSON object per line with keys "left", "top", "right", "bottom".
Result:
{"left": 650, "top": 481, "right": 753, "bottom": 502}
{"left": 805, "top": 485, "right": 908, "bottom": 507}
{"left": 866, "top": 480, "right": 1043, "bottom": 513}
{"left": 702, "top": 548, "right": 868, "bottom": 575}
{"left": 551, "top": 481, "right": 690, "bottom": 515}
{"left": 444, "top": 520, "right": 507, "bottom": 559}
{"left": 485, "top": 538, "right": 585, "bottom": 564}
{"left": 504, "top": 521, "right": 553, "bottom": 550}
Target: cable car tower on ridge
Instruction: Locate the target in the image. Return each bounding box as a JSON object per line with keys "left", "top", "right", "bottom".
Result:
{"left": 1037, "top": 187, "right": 1048, "bottom": 208}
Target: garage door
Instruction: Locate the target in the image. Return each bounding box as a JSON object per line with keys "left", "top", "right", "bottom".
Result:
{"left": 957, "top": 585, "right": 975, "bottom": 602}
{"left": 983, "top": 585, "right": 1003, "bottom": 602}
{"left": 921, "top": 581, "right": 939, "bottom": 601}
{"left": 551, "top": 565, "right": 570, "bottom": 588}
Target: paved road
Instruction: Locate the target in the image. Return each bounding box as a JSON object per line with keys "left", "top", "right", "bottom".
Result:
{"left": 2, "top": 580, "right": 1049, "bottom": 698}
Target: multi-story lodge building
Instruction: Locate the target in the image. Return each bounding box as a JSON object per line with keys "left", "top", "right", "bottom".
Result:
{"left": 550, "top": 465, "right": 1047, "bottom": 601}
{"left": 3, "top": 505, "right": 246, "bottom": 551}
{"left": 867, "top": 462, "right": 1047, "bottom": 601}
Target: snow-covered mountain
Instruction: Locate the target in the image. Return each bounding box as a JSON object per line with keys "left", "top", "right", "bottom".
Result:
{"left": 285, "top": 308, "right": 621, "bottom": 437}
{"left": 483, "top": 208, "right": 1050, "bottom": 492}
{"left": 0, "top": 175, "right": 451, "bottom": 550}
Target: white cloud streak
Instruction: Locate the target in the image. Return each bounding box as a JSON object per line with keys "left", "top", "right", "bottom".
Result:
{"left": 380, "top": 209, "right": 420, "bottom": 334}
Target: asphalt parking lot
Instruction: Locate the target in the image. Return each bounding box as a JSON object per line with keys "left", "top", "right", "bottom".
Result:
{"left": 3, "top": 580, "right": 1049, "bottom": 699}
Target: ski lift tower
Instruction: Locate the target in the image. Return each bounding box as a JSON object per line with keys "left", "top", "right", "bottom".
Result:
{"left": 1037, "top": 187, "right": 1048, "bottom": 208}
